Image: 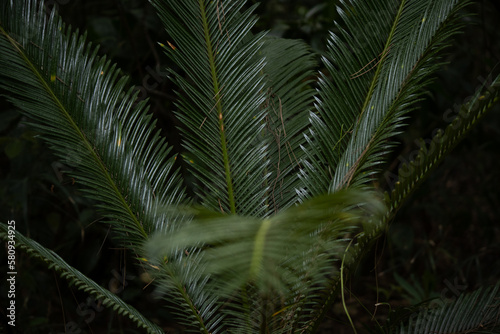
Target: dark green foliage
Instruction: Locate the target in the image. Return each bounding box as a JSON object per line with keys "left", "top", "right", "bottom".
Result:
{"left": 396, "top": 284, "right": 500, "bottom": 334}
{"left": 0, "top": 223, "right": 164, "bottom": 334}
{"left": 0, "top": 0, "right": 499, "bottom": 333}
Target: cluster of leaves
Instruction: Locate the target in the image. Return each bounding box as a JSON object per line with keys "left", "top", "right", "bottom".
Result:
{"left": 0, "top": 0, "right": 499, "bottom": 333}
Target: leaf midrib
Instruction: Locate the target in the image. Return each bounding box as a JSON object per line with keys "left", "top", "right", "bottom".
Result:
{"left": 199, "top": 0, "right": 236, "bottom": 214}
{"left": 337, "top": 1, "right": 406, "bottom": 190}
{"left": 356, "top": 0, "right": 406, "bottom": 125}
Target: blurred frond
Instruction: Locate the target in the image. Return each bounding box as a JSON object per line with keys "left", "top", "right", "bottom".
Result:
{"left": 146, "top": 189, "right": 386, "bottom": 332}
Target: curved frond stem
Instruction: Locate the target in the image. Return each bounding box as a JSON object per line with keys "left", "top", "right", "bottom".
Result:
{"left": 386, "top": 74, "right": 500, "bottom": 216}
{"left": 0, "top": 223, "right": 163, "bottom": 334}
{"left": 341, "top": 238, "right": 358, "bottom": 334}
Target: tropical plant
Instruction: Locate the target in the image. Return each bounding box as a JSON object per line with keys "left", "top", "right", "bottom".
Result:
{"left": 0, "top": 0, "right": 499, "bottom": 333}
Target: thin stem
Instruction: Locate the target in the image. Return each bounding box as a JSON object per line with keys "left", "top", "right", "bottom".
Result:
{"left": 341, "top": 238, "right": 357, "bottom": 334}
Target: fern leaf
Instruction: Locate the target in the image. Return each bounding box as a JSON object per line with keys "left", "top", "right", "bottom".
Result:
{"left": 151, "top": 0, "right": 268, "bottom": 216}
{"left": 0, "top": 223, "right": 164, "bottom": 334}
{"left": 302, "top": 0, "right": 471, "bottom": 197}
{"left": 0, "top": 0, "right": 185, "bottom": 247}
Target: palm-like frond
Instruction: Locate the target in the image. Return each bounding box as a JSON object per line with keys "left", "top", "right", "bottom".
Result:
{"left": 337, "top": 0, "right": 471, "bottom": 191}
{"left": 303, "top": 72, "right": 500, "bottom": 333}
{"left": 302, "top": 0, "right": 470, "bottom": 197}
{"left": 151, "top": 0, "right": 268, "bottom": 216}
{"left": 0, "top": 0, "right": 185, "bottom": 247}
{"left": 302, "top": 0, "right": 399, "bottom": 196}
{"left": 394, "top": 284, "right": 500, "bottom": 333}
{"left": 0, "top": 223, "right": 164, "bottom": 334}
{"left": 0, "top": 0, "right": 208, "bottom": 330}
{"left": 146, "top": 189, "right": 386, "bottom": 332}
{"left": 2, "top": 0, "right": 499, "bottom": 333}
{"left": 299, "top": 72, "right": 500, "bottom": 334}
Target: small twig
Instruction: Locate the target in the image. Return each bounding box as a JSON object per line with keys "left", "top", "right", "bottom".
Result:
{"left": 341, "top": 238, "right": 358, "bottom": 334}
{"left": 350, "top": 44, "right": 392, "bottom": 79}
{"left": 218, "top": 198, "right": 225, "bottom": 213}
{"left": 200, "top": 85, "right": 225, "bottom": 129}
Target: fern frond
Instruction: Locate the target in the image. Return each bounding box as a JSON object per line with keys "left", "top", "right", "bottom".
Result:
{"left": 0, "top": 1, "right": 215, "bottom": 331}
{"left": 302, "top": 74, "right": 500, "bottom": 334}
{"left": 302, "top": 0, "right": 471, "bottom": 197}
{"left": 0, "top": 223, "right": 164, "bottom": 334}
{"left": 146, "top": 189, "right": 386, "bottom": 332}
{"left": 395, "top": 284, "right": 500, "bottom": 333}
{"left": 151, "top": 0, "right": 269, "bottom": 216}
{"left": 0, "top": 0, "right": 185, "bottom": 249}
{"left": 295, "top": 0, "right": 473, "bottom": 330}
{"left": 387, "top": 74, "right": 500, "bottom": 215}
{"left": 337, "top": 0, "right": 472, "bottom": 191}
